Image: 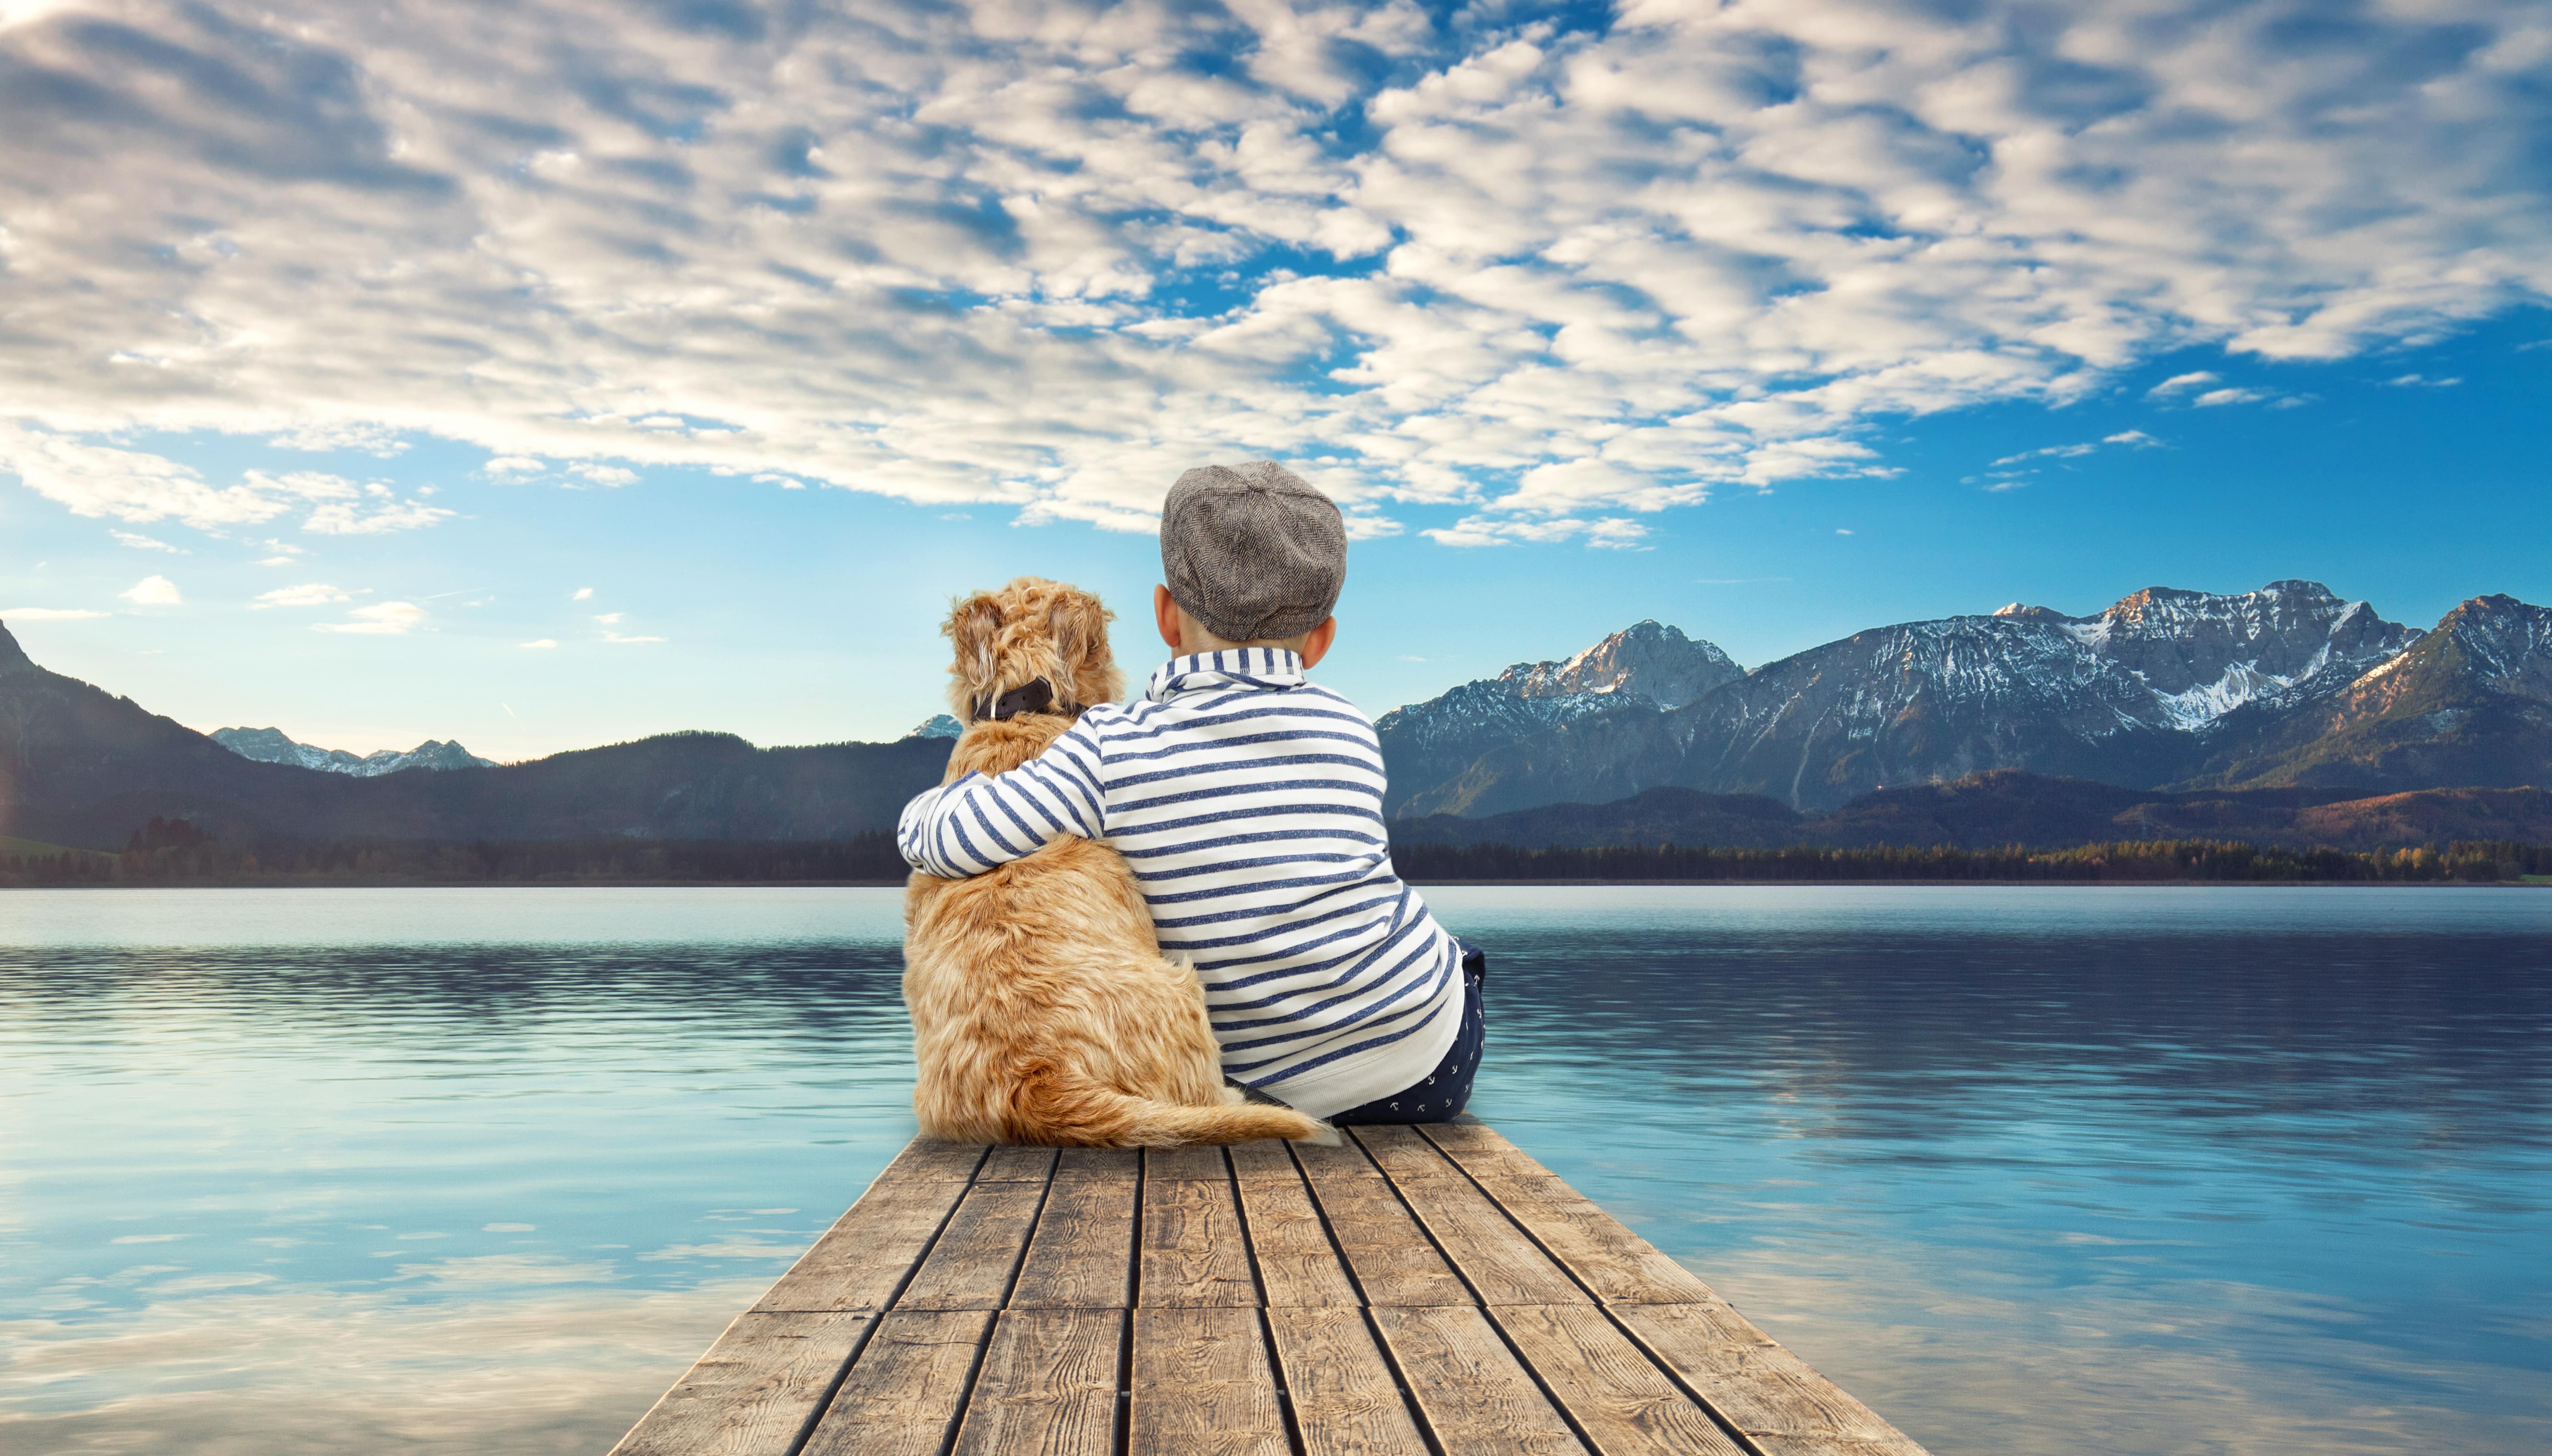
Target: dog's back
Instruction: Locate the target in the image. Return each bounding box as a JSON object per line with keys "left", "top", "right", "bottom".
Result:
{"left": 903, "top": 707, "right": 1328, "bottom": 1148}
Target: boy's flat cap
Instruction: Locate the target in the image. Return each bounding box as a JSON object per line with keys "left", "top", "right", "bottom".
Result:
{"left": 1161, "top": 460, "right": 1346, "bottom": 643}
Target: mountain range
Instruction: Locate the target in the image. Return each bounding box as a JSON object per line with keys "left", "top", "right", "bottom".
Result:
{"left": 3, "top": 576, "right": 2545, "bottom": 855}
{"left": 1380, "top": 582, "right": 2551, "bottom": 817}
{"left": 210, "top": 726, "right": 497, "bottom": 776}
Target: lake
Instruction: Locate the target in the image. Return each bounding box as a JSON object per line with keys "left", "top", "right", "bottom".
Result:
{"left": 2, "top": 885, "right": 2547, "bottom": 1455}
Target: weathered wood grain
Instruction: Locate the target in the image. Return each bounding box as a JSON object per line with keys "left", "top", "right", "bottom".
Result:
{"left": 1055, "top": 1146, "right": 1141, "bottom": 1181}
{"left": 882, "top": 1138, "right": 993, "bottom": 1183}
{"left": 1009, "top": 1176, "right": 1137, "bottom": 1310}
{"left": 797, "top": 1308, "right": 993, "bottom": 1456}
{"left": 949, "top": 1309, "right": 1123, "bottom": 1456}
{"left": 1129, "top": 1306, "right": 1289, "bottom": 1456}
{"left": 1369, "top": 1305, "right": 1588, "bottom": 1456}
{"left": 1492, "top": 1303, "right": 1750, "bottom": 1456}
{"left": 1349, "top": 1125, "right": 1465, "bottom": 1182}
{"left": 1614, "top": 1304, "right": 1928, "bottom": 1454}
{"left": 1226, "top": 1138, "right": 1301, "bottom": 1182}
{"left": 1265, "top": 1307, "right": 1431, "bottom": 1456}
{"left": 1390, "top": 1171, "right": 1590, "bottom": 1308}
{"left": 1145, "top": 1144, "right": 1230, "bottom": 1181}
{"left": 977, "top": 1145, "right": 1060, "bottom": 1182}
{"left": 1139, "top": 1172, "right": 1259, "bottom": 1307}
{"left": 607, "top": 1311, "right": 875, "bottom": 1456}
{"left": 1292, "top": 1133, "right": 1387, "bottom": 1181}
{"left": 1473, "top": 1175, "right": 1719, "bottom": 1306}
{"left": 1417, "top": 1121, "right": 1560, "bottom": 1180}
{"left": 1300, "top": 1174, "right": 1474, "bottom": 1308}
{"left": 754, "top": 1175, "right": 971, "bottom": 1314}
{"left": 899, "top": 1182, "right": 1047, "bottom": 1311}
{"left": 1235, "top": 1172, "right": 1361, "bottom": 1309}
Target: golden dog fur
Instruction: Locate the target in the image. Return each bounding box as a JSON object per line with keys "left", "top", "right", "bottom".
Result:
{"left": 901, "top": 576, "right": 1332, "bottom": 1147}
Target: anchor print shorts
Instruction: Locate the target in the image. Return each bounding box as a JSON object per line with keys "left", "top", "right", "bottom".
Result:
{"left": 1328, "top": 944, "right": 1486, "bottom": 1127}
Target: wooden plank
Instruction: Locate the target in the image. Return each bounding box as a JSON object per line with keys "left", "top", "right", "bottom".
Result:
{"left": 1146, "top": 1144, "right": 1230, "bottom": 1181}
{"left": 797, "top": 1308, "right": 993, "bottom": 1456}
{"left": 1391, "top": 1173, "right": 1591, "bottom": 1308}
{"left": 1266, "top": 1307, "right": 1431, "bottom": 1456}
{"left": 1613, "top": 1304, "right": 1931, "bottom": 1454}
{"left": 754, "top": 1175, "right": 970, "bottom": 1313}
{"left": 1369, "top": 1305, "right": 1587, "bottom": 1456}
{"left": 607, "top": 1310, "right": 874, "bottom": 1456}
{"left": 949, "top": 1309, "right": 1123, "bottom": 1456}
{"left": 1226, "top": 1138, "right": 1300, "bottom": 1182}
{"left": 1492, "top": 1303, "right": 1751, "bottom": 1456}
{"left": 1350, "top": 1124, "right": 1466, "bottom": 1181}
{"left": 1139, "top": 1172, "right": 1259, "bottom": 1307}
{"left": 1473, "top": 1176, "right": 1720, "bottom": 1306}
{"left": 1302, "top": 1175, "right": 1474, "bottom": 1308}
{"left": 898, "top": 1182, "right": 1046, "bottom": 1311}
{"left": 1236, "top": 1171, "right": 1361, "bottom": 1309}
{"left": 1129, "top": 1306, "right": 1288, "bottom": 1456}
{"left": 881, "top": 1137, "right": 992, "bottom": 1183}
{"left": 1292, "top": 1133, "right": 1387, "bottom": 1181}
{"left": 977, "top": 1145, "right": 1060, "bottom": 1182}
{"left": 1419, "top": 1121, "right": 1560, "bottom": 1180}
{"left": 1056, "top": 1146, "right": 1141, "bottom": 1181}
{"left": 1009, "top": 1176, "right": 1137, "bottom": 1310}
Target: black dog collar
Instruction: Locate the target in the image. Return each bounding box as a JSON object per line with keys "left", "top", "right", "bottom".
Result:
{"left": 972, "top": 677, "right": 1058, "bottom": 722}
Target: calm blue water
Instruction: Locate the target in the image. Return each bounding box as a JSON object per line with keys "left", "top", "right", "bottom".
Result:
{"left": 1, "top": 886, "right": 2546, "bottom": 1455}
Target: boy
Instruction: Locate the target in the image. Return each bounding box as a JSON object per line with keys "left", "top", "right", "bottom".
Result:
{"left": 897, "top": 460, "right": 1485, "bottom": 1125}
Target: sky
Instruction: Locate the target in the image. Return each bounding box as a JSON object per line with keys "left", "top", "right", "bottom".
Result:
{"left": 1, "top": 0, "right": 2548, "bottom": 760}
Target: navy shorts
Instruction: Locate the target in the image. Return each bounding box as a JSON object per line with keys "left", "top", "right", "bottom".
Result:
{"left": 1329, "top": 945, "right": 1486, "bottom": 1127}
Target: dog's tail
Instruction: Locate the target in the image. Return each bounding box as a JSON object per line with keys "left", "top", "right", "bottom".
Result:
{"left": 1017, "top": 1074, "right": 1338, "bottom": 1148}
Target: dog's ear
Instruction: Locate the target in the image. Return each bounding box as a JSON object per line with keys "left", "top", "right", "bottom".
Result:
{"left": 1045, "top": 586, "right": 1121, "bottom": 710}
{"left": 943, "top": 591, "right": 1006, "bottom": 717}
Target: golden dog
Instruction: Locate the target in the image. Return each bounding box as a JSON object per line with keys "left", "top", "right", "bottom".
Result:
{"left": 901, "top": 576, "right": 1332, "bottom": 1147}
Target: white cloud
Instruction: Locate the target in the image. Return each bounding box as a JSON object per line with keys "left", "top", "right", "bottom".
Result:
{"left": 1421, "top": 515, "right": 1649, "bottom": 549}
{"left": 2384, "top": 373, "right": 2463, "bottom": 387}
{"left": 518, "top": 639, "right": 557, "bottom": 649}
{"left": 601, "top": 631, "right": 665, "bottom": 644}
{"left": 1978, "top": 428, "right": 2165, "bottom": 488}
{"left": 0, "top": 0, "right": 2545, "bottom": 536}
{"left": 592, "top": 612, "right": 623, "bottom": 625}
{"left": 570, "top": 587, "right": 593, "bottom": 601}
{"left": 119, "top": 574, "right": 181, "bottom": 606}
{"left": 111, "top": 530, "right": 183, "bottom": 552}
{"left": 313, "top": 601, "right": 426, "bottom": 635}
{"left": 2192, "top": 387, "right": 2268, "bottom": 408}
{"left": 2, "top": 605, "right": 109, "bottom": 620}
{"left": 2147, "top": 373, "right": 2222, "bottom": 399}
{"left": 267, "top": 422, "right": 410, "bottom": 456}
{"left": 254, "top": 582, "right": 353, "bottom": 608}
{"left": 304, "top": 499, "right": 456, "bottom": 535}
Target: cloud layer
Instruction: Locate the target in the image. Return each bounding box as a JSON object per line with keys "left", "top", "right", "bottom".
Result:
{"left": 2, "top": 0, "right": 2547, "bottom": 537}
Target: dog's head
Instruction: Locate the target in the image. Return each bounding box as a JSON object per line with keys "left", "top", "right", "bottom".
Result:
{"left": 942, "top": 576, "right": 1123, "bottom": 725}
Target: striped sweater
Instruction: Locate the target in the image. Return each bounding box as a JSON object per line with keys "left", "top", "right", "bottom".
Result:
{"left": 896, "top": 649, "right": 1462, "bottom": 1119}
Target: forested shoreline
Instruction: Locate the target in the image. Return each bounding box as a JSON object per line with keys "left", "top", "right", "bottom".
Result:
{"left": 5, "top": 817, "right": 2549, "bottom": 887}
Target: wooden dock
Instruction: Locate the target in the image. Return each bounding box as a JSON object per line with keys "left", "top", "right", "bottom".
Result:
{"left": 609, "top": 1120, "right": 1931, "bottom": 1456}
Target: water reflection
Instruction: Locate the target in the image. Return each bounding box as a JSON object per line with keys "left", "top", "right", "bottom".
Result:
{"left": 2, "top": 887, "right": 2547, "bottom": 1455}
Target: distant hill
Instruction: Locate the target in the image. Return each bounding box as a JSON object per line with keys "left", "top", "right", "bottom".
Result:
{"left": 0, "top": 620, "right": 949, "bottom": 849}
{"left": 1379, "top": 583, "right": 2550, "bottom": 817}
{"left": 1387, "top": 770, "right": 2552, "bottom": 853}
{"left": 211, "top": 726, "right": 497, "bottom": 775}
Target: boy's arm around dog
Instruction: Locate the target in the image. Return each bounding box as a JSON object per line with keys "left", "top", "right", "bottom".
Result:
{"left": 897, "top": 716, "right": 1115, "bottom": 879}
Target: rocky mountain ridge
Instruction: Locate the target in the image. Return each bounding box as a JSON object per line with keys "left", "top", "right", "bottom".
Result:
{"left": 212, "top": 726, "right": 497, "bottom": 776}
{"left": 1382, "top": 582, "right": 2546, "bottom": 817}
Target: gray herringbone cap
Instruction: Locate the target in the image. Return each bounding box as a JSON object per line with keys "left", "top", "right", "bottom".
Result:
{"left": 1160, "top": 461, "right": 1346, "bottom": 643}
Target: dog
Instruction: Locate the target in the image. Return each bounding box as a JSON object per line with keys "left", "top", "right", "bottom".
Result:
{"left": 901, "top": 576, "right": 1332, "bottom": 1147}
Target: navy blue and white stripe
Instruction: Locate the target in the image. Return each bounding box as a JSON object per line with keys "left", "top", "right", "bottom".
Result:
{"left": 897, "top": 649, "right": 1462, "bottom": 1119}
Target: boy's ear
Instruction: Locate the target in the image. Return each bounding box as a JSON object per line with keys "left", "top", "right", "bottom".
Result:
{"left": 943, "top": 591, "right": 1006, "bottom": 713}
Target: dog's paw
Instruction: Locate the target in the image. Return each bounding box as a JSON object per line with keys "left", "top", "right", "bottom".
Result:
{"left": 1291, "top": 1120, "right": 1344, "bottom": 1147}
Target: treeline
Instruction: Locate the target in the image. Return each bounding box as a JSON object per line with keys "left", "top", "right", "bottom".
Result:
{"left": 1389, "top": 837, "right": 2552, "bottom": 884}
{"left": 2, "top": 821, "right": 913, "bottom": 886}
{"left": 8, "top": 820, "right": 2552, "bottom": 887}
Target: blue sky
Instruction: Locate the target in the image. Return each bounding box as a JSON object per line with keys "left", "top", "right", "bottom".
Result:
{"left": 2, "top": 0, "right": 2548, "bottom": 759}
